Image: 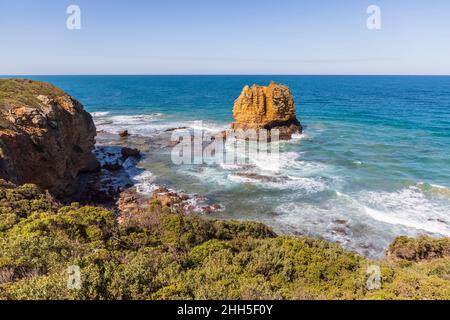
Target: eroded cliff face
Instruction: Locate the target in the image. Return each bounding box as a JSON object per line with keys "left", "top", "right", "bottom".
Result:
{"left": 231, "top": 82, "right": 302, "bottom": 140}
{"left": 0, "top": 79, "right": 99, "bottom": 196}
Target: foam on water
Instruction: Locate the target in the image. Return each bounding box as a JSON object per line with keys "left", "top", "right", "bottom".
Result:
{"left": 417, "top": 182, "right": 450, "bottom": 197}
{"left": 29, "top": 74, "right": 450, "bottom": 258}
{"left": 187, "top": 121, "right": 229, "bottom": 133}
{"left": 357, "top": 186, "right": 450, "bottom": 236}
{"left": 282, "top": 132, "right": 308, "bottom": 144}
{"left": 108, "top": 114, "right": 164, "bottom": 124}
{"left": 177, "top": 165, "right": 233, "bottom": 187}
{"left": 94, "top": 113, "right": 165, "bottom": 135}
{"left": 100, "top": 112, "right": 450, "bottom": 256}
{"left": 249, "top": 153, "right": 284, "bottom": 172}
{"left": 219, "top": 163, "right": 241, "bottom": 170}
{"left": 221, "top": 138, "right": 327, "bottom": 175}
{"left": 91, "top": 111, "right": 111, "bottom": 117}
{"left": 274, "top": 201, "right": 370, "bottom": 254}
{"left": 94, "top": 113, "right": 229, "bottom": 138}
{"left": 227, "top": 174, "right": 326, "bottom": 193}
{"left": 132, "top": 171, "right": 158, "bottom": 194}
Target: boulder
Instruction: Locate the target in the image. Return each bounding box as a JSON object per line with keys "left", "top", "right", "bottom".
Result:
{"left": 121, "top": 147, "right": 141, "bottom": 159}
{"left": 102, "top": 161, "right": 123, "bottom": 172}
{"left": 118, "top": 130, "right": 129, "bottom": 138}
{"left": 0, "top": 79, "right": 99, "bottom": 196}
{"left": 387, "top": 236, "right": 450, "bottom": 261}
{"left": 231, "top": 82, "right": 302, "bottom": 140}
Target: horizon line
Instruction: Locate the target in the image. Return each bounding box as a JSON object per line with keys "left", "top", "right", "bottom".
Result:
{"left": 1, "top": 74, "right": 450, "bottom": 77}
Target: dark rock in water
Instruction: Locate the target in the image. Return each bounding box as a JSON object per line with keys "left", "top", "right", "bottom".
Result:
{"left": 119, "top": 130, "right": 129, "bottom": 137}
{"left": 165, "top": 127, "right": 189, "bottom": 132}
{"left": 202, "top": 204, "right": 222, "bottom": 214}
{"left": 235, "top": 172, "right": 282, "bottom": 183}
{"left": 179, "top": 194, "right": 190, "bottom": 201}
{"left": 331, "top": 227, "right": 348, "bottom": 236}
{"left": 121, "top": 147, "right": 141, "bottom": 159}
{"left": 202, "top": 206, "right": 214, "bottom": 214}
{"left": 387, "top": 236, "right": 450, "bottom": 262}
{"left": 168, "top": 140, "right": 181, "bottom": 147}
{"left": 154, "top": 187, "right": 169, "bottom": 194}
{"left": 148, "top": 186, "right": 223, "bottom": 215}
{"left": 0, "top": 79, "right": 98, "bottom": 196}
{"left": 103, "top": 161, "right": 123, "bottom": 171}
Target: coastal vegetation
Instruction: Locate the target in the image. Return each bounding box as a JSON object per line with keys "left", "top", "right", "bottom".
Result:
{"left": 1, "top": 79, "right": 449, "bottom": 300}
{"left": 1, "top": 182, "right": 449, "bottom": 300}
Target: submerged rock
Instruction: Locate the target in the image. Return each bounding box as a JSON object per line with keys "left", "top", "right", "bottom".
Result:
{"left": 0, "top": 79, "right": 99, "bottom": 196}
{"left": 231, "top": 82, "right": 302, "bottom": 140}
{"left": 148, "top": 186, "right": 222, "bottom": 215}
{"left": 165, "top": 126, "right": 189, "bottom": 132}
{"left": 102, "top": 161, "right": 123, "bottom": 172}
{"left": 121, "top": 147, "right": 141, "bottom": 159}
{"left": 118, "top": 130, "right": 129, "bottom": 138}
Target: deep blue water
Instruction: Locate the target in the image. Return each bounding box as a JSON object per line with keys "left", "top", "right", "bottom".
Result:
{"left": 5, "top": 75, "right": 450, "bottom": 257}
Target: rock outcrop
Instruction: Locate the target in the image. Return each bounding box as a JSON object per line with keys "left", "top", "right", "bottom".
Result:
{"left": 231, "top": 82, "right": 302, "bottom": 140}
{"left": 387, "top": 236, "right": 450, "bottom": 262}
{"left": 0, "top": 79, "right": 99, "bottom": 196}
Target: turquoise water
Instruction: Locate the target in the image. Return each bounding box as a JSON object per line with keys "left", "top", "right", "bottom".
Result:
{"left": 12, "top": 75, "right": 450, "bottom": 257}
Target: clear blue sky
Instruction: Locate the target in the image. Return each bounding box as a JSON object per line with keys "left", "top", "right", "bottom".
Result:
{"left": 1, "top": 0, "right": 449, "bottom": 75}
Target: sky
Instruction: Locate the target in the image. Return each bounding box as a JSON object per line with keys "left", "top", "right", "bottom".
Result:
{"left": 0, "top": 0, "right": 449, "bottom": 75}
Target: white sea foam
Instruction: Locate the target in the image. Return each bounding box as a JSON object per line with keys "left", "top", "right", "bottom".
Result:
{"left": 217, "top": 139, "right": 332, "bottom": 193}
{"left": 274, "top": 202, "right": 354, "bottom": 245}
{"left": 227, "top": 173, "right": 326, "bottom": 193}
{"left": 417, "top": 182, "right": 450, "bottom": 196}
{"left": 358, "top": 186, "right": 450, "bottom": 236}
{"left": 108, "top": 113, "right": 164, "bottom": 124}
{"left": 178, "top": 166, "right": 232, "bottom": 187}
{"left": 121, "top": 157, "right": 158, "bottom": 194}
{"left": 430, "top": 183, "right": 450, "bottom": 190}
{"left": 133, "top": 171, "right": 158, "bottom": 194}
{"left": 291, "top": 133, "right": 305, "bottom": 140}
{"left": 221, "top": 147, "right": 316, "bottom": 173}
{"left": 95, "top": 114, "right": 230, "bottom": 138}
{"left": 275, "top": 152, "right": 331, "bottom": 177}
{"left": 91, "top": 111, "right": 111, "bottom": 117}
{"left": 283, "top": 132, "right": 307, "bottom": 144}
{"left": 250, "top": 153, "right": 283, "bottom": 172}
{"left": 187, "top": 121, "right": 228, "bottom": 133}
{"left": 363, "top": 206, "right": 450, "bottom": 236}
{"left": 93, "top": 113, "right": 165, "bottom": 135}
{"left": 219, "top": 163, "right": 241, "bottom": 170}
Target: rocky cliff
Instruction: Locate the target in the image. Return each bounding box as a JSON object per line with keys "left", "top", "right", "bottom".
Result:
{"left": 0, "top": 79, "right": 98, "bottom": 196}
{"left": 231, "top": 82, "right": 302, "bottom": 140}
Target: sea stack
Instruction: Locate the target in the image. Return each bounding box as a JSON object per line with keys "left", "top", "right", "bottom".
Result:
{"left": 231, "top": 82, "right": 302, "bottom": 140}
{"left": 0, "top": 79, "right": 99, "bottom": 196}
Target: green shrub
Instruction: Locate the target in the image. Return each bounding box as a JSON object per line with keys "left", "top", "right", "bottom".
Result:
{"left": 1, "top": 183, "right": 449, "bottom": 300}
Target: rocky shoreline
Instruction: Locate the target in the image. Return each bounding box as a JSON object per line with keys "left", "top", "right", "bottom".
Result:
{"left": 68, "top": 129, "right": 225, "bottom": 218}
{"left": 0, "top": 79, "right": 204, "bottom": 215}
{"left": 65, "top": 81, "right": 304, "bottom": 216}
{"left": 1, "top": 79, "right": 450, "bottom": 300}
{"left": 0, "top": 79, "right": 98, "bottom": 196}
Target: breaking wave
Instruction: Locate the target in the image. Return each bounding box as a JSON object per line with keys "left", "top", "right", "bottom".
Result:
{"left": 357, "top": 185, "right": 450, "bottom": 236}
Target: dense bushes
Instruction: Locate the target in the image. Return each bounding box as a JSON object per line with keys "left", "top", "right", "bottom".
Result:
{"left": 0, "top": 183, "right": 449, "bottom": 300}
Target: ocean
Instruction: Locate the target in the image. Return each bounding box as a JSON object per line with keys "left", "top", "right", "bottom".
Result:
{"left": 12, "top": 75, "right": 450, "bottom": 258}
